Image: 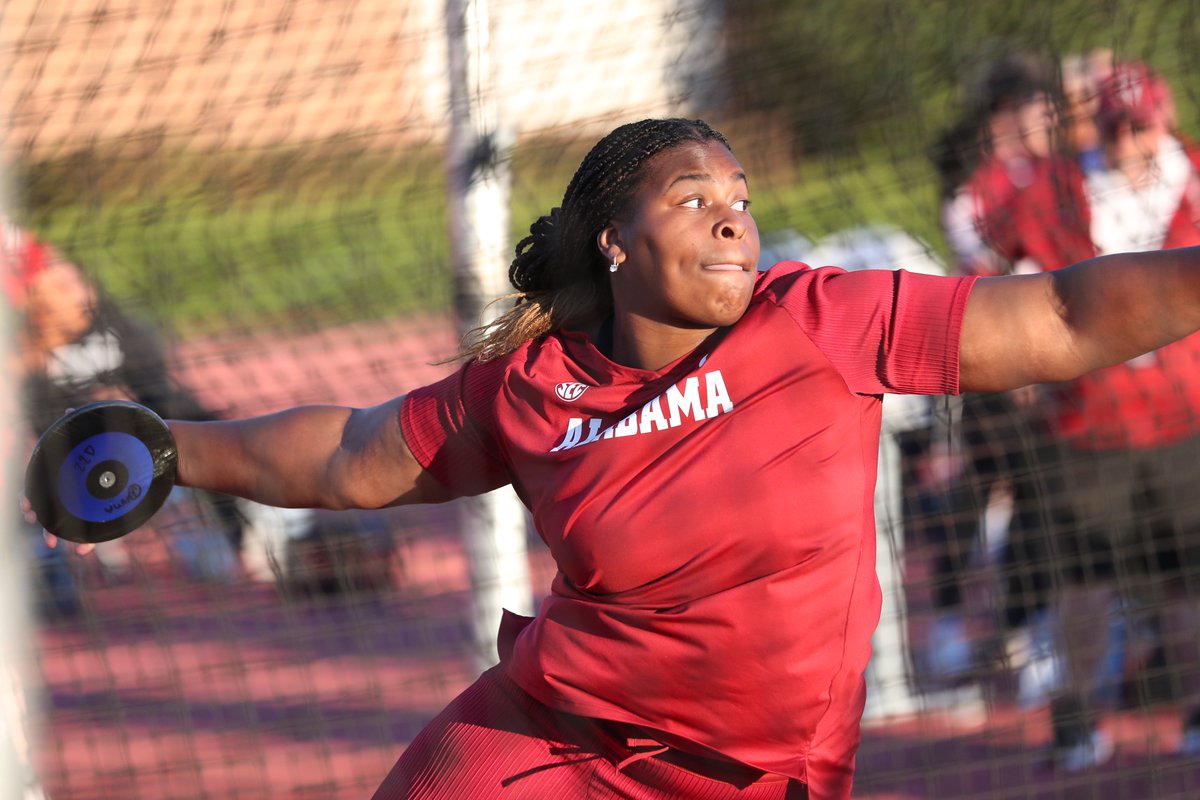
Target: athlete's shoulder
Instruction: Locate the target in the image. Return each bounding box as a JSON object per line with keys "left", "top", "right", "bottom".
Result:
{"left": 756, "top": 260, "right": 816, "bottom": 281}
{"left": 457, "top": 332, "right": 582, "bottom": 401}
{"left": 464, "top": 334, "right": 554, "bottom": 375}
{"left": 752, "top": 261, "right": 851, "bottom": 303}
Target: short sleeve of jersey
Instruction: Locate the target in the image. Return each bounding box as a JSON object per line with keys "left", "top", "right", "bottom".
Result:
{"left": 400, "top": 358, "right": 512, "bottom": 497}
{"left": 761, "top": 261, "right": 977, "bottom": 396}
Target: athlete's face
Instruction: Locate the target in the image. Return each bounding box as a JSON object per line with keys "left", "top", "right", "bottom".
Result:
{"left": 602, "top": 140, "right": 759, "bottom": 332}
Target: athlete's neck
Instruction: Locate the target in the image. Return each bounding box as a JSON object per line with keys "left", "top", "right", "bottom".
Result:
{"left": 609, "top": 313, "right": 717, "bottom": 371}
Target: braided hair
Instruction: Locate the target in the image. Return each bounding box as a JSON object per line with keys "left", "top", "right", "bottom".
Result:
{"left": 458, "top": 118, "right": 732, "bottom": 362}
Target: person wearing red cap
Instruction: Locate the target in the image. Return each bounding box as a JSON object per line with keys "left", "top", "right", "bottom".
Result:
{"left": 2, "top": 222, "right": 84, "bottom": 619}
{"left": 1, "top": 222, "right": 48, "bottom": 311}
{"left": 17, "top": 245, "right": 251, "bottom": 584}
{"left": 973, "top": 61, "right": 1200, "bottom": 770}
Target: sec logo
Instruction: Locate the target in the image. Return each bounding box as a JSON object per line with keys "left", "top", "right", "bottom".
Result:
{"left": 555, "top": 382, "right": 589, "bottom": 402}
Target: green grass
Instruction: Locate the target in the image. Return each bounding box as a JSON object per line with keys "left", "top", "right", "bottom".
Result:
{"left": 754, "top": 150, "right": 947, "bottom": 267}
{"left": 21, "top": 147, "right": 455, "bottom": 336}
{"left": 17, "top": 140, "right": 948, "bottom": 337}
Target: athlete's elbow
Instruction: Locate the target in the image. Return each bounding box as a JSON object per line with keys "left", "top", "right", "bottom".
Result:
{"left": 322, "top": 456, "right": 408, "bottom": 510}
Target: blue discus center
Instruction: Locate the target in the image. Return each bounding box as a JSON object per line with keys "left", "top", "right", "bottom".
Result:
{"left": 55, "top": 432, "right": 154, "bottom": 523}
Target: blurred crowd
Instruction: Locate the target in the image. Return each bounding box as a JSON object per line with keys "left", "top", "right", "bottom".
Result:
{"left": 921, "top": 50, "right": 1200, "bottom": 769}
{"left": 2, "top": 226, "right": 398, "bottom": 618}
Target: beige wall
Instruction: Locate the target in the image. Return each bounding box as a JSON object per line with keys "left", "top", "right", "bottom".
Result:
{"left": 1, "top": 0, "right": 448, "bottom": 156}
{"left": 1, "top": 0, "right": 720, "bottom": 159}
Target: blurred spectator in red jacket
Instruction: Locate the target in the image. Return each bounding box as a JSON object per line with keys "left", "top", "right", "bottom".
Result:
{"left": 979, "top": 59, "right": 1200, "bottom": 770}
{"left": 925, "top": 56, "right": 1066, "bottom": 711}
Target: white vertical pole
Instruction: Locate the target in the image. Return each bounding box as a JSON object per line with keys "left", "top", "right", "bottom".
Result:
{"left": 444, "top": 0, "right": 533, "bottom": 674}
{"left": 862, "top": 395, "right": 920, "bottom": 722}
{"left": 0, "top": 203, "right": 45, "bottom": 798}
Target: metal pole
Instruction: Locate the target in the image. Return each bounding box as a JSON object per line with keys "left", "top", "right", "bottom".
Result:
{"left": 0, "top": 207, "right": 47, "bottom": 798}
{"left": 444, "top": 0, "right": 533, "bottom": 674}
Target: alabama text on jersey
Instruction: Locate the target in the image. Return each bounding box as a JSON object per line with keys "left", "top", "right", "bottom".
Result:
{"left": 551, "top": 369, "right": 733, "bottom": 452}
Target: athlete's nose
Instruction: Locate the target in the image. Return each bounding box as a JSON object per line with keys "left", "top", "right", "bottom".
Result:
{"left": 714, "top": 208, "right": 746, "bottom": 240}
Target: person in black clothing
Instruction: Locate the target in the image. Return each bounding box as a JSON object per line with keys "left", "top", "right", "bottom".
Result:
{"left": 22, "top": 254, "right": 212, "bottom": 429}
{"left": 19, "top": 247, "right": 243, "bottom": 582}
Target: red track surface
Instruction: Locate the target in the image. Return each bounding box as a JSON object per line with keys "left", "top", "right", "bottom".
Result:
{"left": 33, "top": 526, "right": 1200, "bottom": 799}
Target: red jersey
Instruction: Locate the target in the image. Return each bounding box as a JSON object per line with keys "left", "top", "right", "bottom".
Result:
{"left": 401, "top": 262, "right": 976, "bottom": 799}
{"left": 974, "top": 154, "right": 1095, "bottom": 273}
{"left": 979, "top": 142, "right": 1200, "bottom": 450}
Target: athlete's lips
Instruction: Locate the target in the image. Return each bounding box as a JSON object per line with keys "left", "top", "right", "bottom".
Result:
{"left": 701, "top": 262, "right": 752, "bottom": 272}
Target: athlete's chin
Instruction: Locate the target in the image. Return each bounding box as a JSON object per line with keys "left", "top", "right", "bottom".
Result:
{"left": 707, "top": 287, "right": 753, "bottom": 327}
{"left": 696, "top": 301, "right": 751, "bottom": 329}
{"left": 672, "top": 283, "right": 753, "bottom": 328}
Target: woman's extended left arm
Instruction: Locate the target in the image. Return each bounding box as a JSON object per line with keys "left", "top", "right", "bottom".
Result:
{"left": 959, "top": 246, "right": 1200, "bottom": 392}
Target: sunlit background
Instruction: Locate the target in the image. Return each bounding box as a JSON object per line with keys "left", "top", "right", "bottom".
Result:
{"left": 3, "top": 1, "right": 1198, "bottom": 797}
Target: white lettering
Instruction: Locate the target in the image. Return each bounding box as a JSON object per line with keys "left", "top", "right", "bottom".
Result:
{"left": 548, "top": 369, "right": 735, "bottom": 452}
{"left": 613, "top": 412, "right": 638, "bottom": 438}
{"left": 704, "top": 370, "right": 734, "bottom": 417}
{"left": 580, "top": 418, "right": 604, "bottom": 446}
{"left": 639, "top": 396, "right": 669, "bottom": 434}
{"left": 665, "top": 377, "right": 706, "bottom": 426}
{"left": 551, "top": 418, "right": 585, "bottom": 452}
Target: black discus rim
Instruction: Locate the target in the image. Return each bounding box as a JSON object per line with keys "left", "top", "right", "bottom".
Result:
{"left": 24, "top": 401, "right": 178, "bottom": 544}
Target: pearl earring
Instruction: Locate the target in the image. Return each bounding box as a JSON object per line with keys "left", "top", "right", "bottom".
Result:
{"left": 609, "top": 256, "right": 619, "bottom": 273}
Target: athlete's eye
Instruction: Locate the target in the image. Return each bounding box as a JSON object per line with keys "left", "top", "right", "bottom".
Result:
{"left": 681, "top": 197, "right": 704, "bottom": 209}
{"left": 733, "top": 199, "right": 752, "bottom": 212}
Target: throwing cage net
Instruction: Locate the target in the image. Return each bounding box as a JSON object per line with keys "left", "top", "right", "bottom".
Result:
{"left": 3, "top": 0, "right": 1199, "bottom": 797}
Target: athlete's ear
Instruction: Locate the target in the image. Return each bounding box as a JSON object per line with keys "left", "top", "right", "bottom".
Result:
{"left": 597, "top": 226, "right": 624, "bottom": 267}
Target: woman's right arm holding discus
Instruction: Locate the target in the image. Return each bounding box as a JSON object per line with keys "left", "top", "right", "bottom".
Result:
{"left": 168, "top": 396, "right": 454, "bottom": 511}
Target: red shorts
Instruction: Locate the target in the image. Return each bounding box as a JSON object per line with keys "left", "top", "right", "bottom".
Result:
{"left": 371, "top": 665, "right": 807, "bottom": 800}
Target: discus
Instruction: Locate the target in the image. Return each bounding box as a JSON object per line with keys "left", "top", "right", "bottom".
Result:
{"left": 24, "top": 401, "right": 178, "bottom": 545}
